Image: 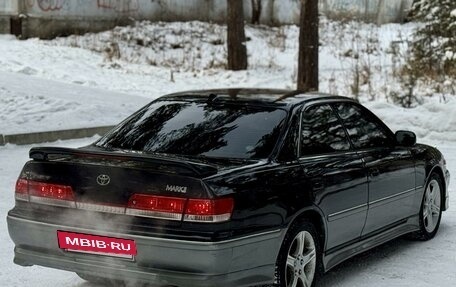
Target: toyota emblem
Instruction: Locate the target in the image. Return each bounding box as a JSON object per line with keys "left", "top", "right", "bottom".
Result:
{"left": 96, "top": 174, "right": 111, "bottom": 186}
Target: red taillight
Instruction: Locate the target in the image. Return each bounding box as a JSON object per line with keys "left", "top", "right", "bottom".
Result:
{"left": 15, "top": 179, "right": 28, "bottom": 201}
{"left": 184, "top": 198, "right": 234, "bottom": 223}
{"left": 126, "top": 194, "right": 234, "bottom": 223}
{"left": 15, "top": 178, "right": 234, "bottom": 223}
{"left": 15, "top": 179, "right": 76, "bottom": 208}
{"left": 28, "top": 181, "right": 75, "bottom": 200}
{"left": 126, "top": 194, "right": 186, "bottom": 221}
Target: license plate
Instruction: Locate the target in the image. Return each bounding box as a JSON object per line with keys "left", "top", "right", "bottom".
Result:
{"left": 57, "top": 230, "right": 137, "bottom": 259}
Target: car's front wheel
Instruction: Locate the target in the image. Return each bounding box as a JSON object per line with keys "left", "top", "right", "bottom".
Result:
{"left": 275, "top": 220, "right": 323, "bottom": 287}
{"left": 414, "top": 172, "right": 444, "bottom": 240}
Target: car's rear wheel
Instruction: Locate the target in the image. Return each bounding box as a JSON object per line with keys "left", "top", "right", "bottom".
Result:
{"left": 413, "top": 173, "right": 444, "bottom": 240}
{"left": 275, "top": 221, "right": 323, "bottom": 287}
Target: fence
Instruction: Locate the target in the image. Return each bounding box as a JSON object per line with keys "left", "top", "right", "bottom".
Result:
{"left": 0, "top": 0, "right": 413, "bottom": 38}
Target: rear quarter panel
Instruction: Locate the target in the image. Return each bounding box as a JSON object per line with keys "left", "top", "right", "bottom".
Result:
{"left": 205, "top": 162, "right": 314, "bottom": 237}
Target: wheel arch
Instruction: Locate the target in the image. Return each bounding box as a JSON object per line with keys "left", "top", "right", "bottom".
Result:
{"left": 287, "top": 206, "right": 327, "bottom": 252}
{"left": 427, "top": 165, "right": 446, "bottom": 195}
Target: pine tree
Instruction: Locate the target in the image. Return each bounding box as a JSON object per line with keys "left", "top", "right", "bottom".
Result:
{"left": 410, "top": 0, "right": 456, "bottom": 77}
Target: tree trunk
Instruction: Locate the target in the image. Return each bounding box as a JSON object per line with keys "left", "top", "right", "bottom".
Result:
{"left": 251, "top": 0, "right": 262, "bottom": 24}
{"left": 297, "top": 0, "right": 319, "bottom": 91}
{"left": 227, "top": 0, "right": 248, "bottom": 70}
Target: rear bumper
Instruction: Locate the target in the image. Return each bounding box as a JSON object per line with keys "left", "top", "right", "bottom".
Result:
{"left": 7, "top": 215, "right": 285, "bottom": 287}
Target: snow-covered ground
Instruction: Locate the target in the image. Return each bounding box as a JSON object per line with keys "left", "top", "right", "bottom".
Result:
{"left": 0, "top": 71, "right": 148, "bottom": 134}
{"left": 0, "top": 18, "right": 455, "bottom": 286}
{"left": 0, "top": 20, "right": 417, "bottom": 98}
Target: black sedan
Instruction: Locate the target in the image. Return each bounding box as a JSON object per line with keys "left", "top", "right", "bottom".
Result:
{"left": 7, "top": 89, "right": 450, "bottom": 287}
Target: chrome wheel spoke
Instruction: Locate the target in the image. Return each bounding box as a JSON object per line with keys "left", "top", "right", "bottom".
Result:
{"left": 297, "top": 232, "right": 306, "bottom": 255}
{"left": 431, "top": 184, "right": 439, "bottom": 201}
{"left": 288, "top": 274, "right": 298, "bottom": 287}
{"left": 287, "top": 255, "right": 295, "bottom": 269}
{"left": 298, "top": 271, "right": 309, "bottom": 287}
{"left": 423, "top": 207, "right": 429, "bottom": 219}
{"left": 431, "top": 203, "right": 440, "bottom": 215}
{"left": 428, "top": 183, "right": 434, "bottom": 198}
{"left": 303, "top": 249, "right": 316, "bottom": 266}
{"left": 427, "top": 210, "right": 434, "bottom": 227}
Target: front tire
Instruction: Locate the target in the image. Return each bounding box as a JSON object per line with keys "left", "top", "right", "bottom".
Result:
{"left": 413, "top": 173, "right": 444, "bottom": 240}
{"left": 275, "top": 221, "right": 323, "bottom": 287}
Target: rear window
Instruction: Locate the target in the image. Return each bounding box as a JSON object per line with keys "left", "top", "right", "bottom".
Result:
{"left": 96, "top": 100, "right": 287, "bottom": 159}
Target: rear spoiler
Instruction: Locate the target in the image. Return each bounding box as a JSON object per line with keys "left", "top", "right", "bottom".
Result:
{"left": 29, "top": 147, "right": 218, "bottom": 177}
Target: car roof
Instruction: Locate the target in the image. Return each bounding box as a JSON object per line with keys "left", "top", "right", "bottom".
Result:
{"left": 161, "top": 88, "right": 355, "bottom": 109}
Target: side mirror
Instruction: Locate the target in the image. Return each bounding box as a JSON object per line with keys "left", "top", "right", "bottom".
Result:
{"left": 395, "top": 131, "right": 416, "bottom": 147}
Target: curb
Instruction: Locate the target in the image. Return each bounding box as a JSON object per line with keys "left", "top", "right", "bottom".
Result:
{"left": 0, "top": 126, "right": 115, "bottom": 146}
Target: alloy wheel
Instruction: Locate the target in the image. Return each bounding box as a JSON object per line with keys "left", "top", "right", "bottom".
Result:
{"left": 285, "top": 231, "right": 317, "bottom": 287}
{"left": 423, "top": 179, "right": 441, "bottom": 233}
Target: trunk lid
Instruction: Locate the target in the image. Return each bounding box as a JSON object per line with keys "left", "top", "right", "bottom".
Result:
{"left": 23, "top": 146, "right": 222, "bottom": 205}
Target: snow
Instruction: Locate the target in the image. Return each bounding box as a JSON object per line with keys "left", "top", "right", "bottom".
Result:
{"left": 0, "top": 71, "right": 148, "bottom": 134}
{"left": 0, "top": 19, "right": 455, "bottom": 286}
{"left": 0, "top": 20, "right": 418, "bottom": 104}
{"left": 364, "top": 99, "right": 456, "bottom": 145}
{"left": 451, "top": 9, "right": 456, "bottom": 18}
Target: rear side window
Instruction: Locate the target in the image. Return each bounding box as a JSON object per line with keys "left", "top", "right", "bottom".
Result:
{"left": 335, "top": 103, "right": 392, "bottom": 149}
{"left": 300, "top": 104, "right": 350, "bottom": 156}
{"left": 96, "top": 100, "right": 287, "bottom": 159}
{"left": 278, "top": 113, "right": 300, "bottom": 161}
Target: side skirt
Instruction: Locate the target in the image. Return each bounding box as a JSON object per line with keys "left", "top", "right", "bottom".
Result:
{"left": 323, "top": 215, "right": 420, "bottom": 272}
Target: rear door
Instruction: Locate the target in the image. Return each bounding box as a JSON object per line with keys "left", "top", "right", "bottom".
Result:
{"left": 298, "top": 104, "right": 368, "bottom": 250}
{"left": 334, "top": 103, "right": 416, "bottom": 236}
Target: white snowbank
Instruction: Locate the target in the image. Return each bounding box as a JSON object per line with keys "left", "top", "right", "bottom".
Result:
{"left": 364, "top": 97, "right": 456, "bottom": 145}
{"left": 0, "top": 71, "right": 149, "bottom": 134}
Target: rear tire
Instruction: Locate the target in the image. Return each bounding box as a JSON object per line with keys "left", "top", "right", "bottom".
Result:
{"left": 274, "top": 220, "right": 323, "bottom": 287}
{"left": 411, "top": 173, "right": 444, "bottom": 240}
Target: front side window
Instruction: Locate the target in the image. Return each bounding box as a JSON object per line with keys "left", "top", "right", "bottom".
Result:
{"left": 300, "top": 104, "right": 351, "bottom": 156}
{"left": 335, "top": 103, "right": 392, "bottom": 149}
{"left": 96, "top": 100, "right": 287, "bottom": 159}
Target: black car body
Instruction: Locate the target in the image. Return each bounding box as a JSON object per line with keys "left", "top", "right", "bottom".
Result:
{"left": 7, "top": 89, "right": 450, "bottom": 287}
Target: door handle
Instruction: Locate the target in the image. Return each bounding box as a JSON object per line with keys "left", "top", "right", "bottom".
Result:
{"left": 312, "top": 181, "right": 324, "bottom": 191}
{"left": 370, "top": 168, "right": 380, "bottom": 177}
{"left": 304, "top": 168, "right": 324, "bottom": 177}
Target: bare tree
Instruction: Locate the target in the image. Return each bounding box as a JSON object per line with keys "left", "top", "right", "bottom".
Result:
{"left": 227, "top": 0, "right": 248, "bottom": 70}
{"left": 251, "top": 0, "right": 262, "bottom": 24}
{"left": 297, "top": 0, "right": 319, "bottom": 91}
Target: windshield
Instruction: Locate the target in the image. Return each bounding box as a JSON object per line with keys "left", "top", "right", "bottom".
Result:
{"left": 96, "top": 100, "right": 287, "bottom": 159}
